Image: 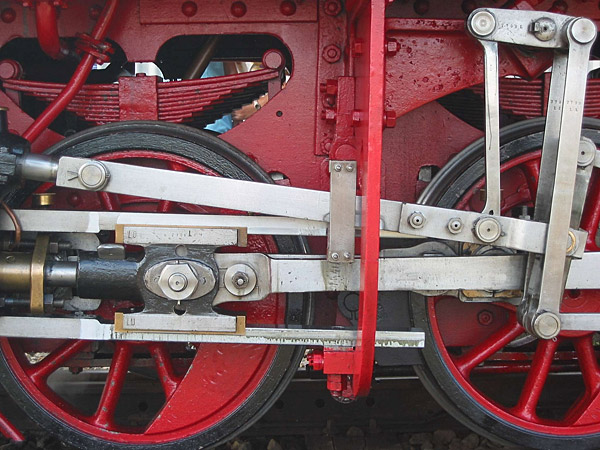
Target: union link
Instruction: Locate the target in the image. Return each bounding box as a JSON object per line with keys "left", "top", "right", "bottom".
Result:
{"left": 467, "top": 8, "right": 597, "bottom": 338}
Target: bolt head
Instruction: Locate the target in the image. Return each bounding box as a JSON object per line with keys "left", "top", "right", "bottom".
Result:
{"left": 533, "top": 312, "right": 561, "bottom": 339}
{"left": 168, "top": 272, "right": 188, "bottom": 292}
{"left": 408, "top": 212, "right": 426, "bottom": 229}
{"left": 469, "top": 10, "right": 496, "bottom": 37}
{"left": 343, "top": 252, "right": 352, "bottom": 260}
{"left": 578, "top": 138, "right": 596, "bottom": 167}
{"left": 334, "top": 163, "right": 342, "bottom": 172}
{"left": 156, "top": 263, "right": 200, "bottom": 300}
{"left": 531, "top": 18, "right": 557, "bottom": 42}
{"left": 78, "top": 161, "right": 109, "bottom": 191}
{"left": 232, "top": 271, "right": 250, "bottom": 288}
{"left": 330, "top": 252, "right": 340, "bottom": 260}
{"left": 474, "top": 217, "right": 502, "bottom": 243}
{"left": 224, "top": 264, "right": 257, "bottom": 297}
{"left": 447, "top": 218, "right": 463, "bottom": 234}
{"left": 570, "top": 18, "right": 596, "bottom": 44}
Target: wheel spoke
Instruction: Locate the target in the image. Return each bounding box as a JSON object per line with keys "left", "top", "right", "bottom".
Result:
{"left": 520, "top": 159, "right": 540, "bottom": 200}
{"left": 97, "top": 192, "right": 121, "bottom": 211}
{"left": 564, "top": 336, "right": 600, "bottom": 425}
{"left": 453, "top": 319, "right": 523, "bottom": 378}
{"left": 90, "top": 342, "right": 132, "bottom": 429}
{"left": 156, "top": 162, "right": 187, "bottom": 213}
{"left": 510, "top": 338, "right": 559, "bottom": 422}
{"left": 580, "top": 176, "right": 600, "bottom": 251}
{"left": 26, "top": 340, "right": 89, "bottom": 386}
{"left": 149, "top": 343, "right": 182, "bottom": 399}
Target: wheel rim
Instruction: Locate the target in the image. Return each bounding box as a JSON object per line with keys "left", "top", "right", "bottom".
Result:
{"left": 0, "top": 149, "right": 289, "bottom": 444}
{"left": 428, "top": 149, "right": 600, "bottom": 435}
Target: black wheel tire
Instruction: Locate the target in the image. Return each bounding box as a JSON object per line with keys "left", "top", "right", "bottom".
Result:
{"left": 0, "top": 121, "right": 311, "bottom": 450}
{"left": 411, "top": 117, "right": 600, "bottom": 450}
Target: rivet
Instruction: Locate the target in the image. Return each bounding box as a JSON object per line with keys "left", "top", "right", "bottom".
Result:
{"left": 1, "top": 8, "right": 15, "bottom": 23}
{"left": 280, "top": 0, "right": 296, "bottom": 16}
{"left": 231, "top": 1, "right": 247, "bottom": 17}
{"left": 89, "top": 4, "right": 102, "bottom": 20}
{"left": 181, "top": 1, "right": 198, "bottom": 17}
{"left": 324, "top": 0, "right": 342, "bottom": 16}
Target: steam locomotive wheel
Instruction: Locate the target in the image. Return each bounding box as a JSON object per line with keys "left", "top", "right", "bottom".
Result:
{"left": 412, "top": 118, "right": 600, "bottom": 450}
{"left": 0, "top": 122, "right": 308, "bottom": 449}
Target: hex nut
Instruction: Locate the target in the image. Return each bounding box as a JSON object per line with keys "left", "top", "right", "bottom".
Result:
{"left": 408, "top": 212, "right": 426, "bottom": 229}
{"left": 157, "top": 263, "right": 199, "bottom": 300}
{"left": 224, "top": 264, "right": 257, "bottom": 297}
{"left": 447, "top": 218, "right": 463, "bottom": 234}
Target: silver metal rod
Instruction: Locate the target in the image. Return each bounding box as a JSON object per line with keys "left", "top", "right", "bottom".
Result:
{"left": 44, "top": 261, "right": 77, "bottom": 287}
{"left": 16, "top": 154, "right": 58, "bottom": 182}
{"left": 480, "top": 40, "right": 501, "bottom": 216}
{"left": 52, "top": 158, "right": 587, "bottom": 255}
{"left": 0, "top": 316, "right": 425, "bottom": 348}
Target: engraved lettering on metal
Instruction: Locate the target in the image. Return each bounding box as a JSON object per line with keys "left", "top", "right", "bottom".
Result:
{"left": 114, "top": 312, "right": 242, "bottom": 334}
{"left": 115, "top": 224, "right": 245, "bottom": 247}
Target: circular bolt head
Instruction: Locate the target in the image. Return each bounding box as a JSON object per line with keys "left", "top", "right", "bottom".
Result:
{"left": 334, "top": 163, "right": 342, "bottom": 172}
{"left": 331, "top": 252, "right": 340, "bottom": 261}
{"left": 447, "top": 218, "right": 463, "bottom": 234}
{"left": 531, "top": 18, "right": 557, "bottom": 42}
{"left": 78, "top": 161, "right": 109, "bottom": 190}
{"left": 474, "top": 217, "right": 502, "bottom": 243}
{"left": 533, "top": 312, "right": 561, "bottom": 339}
{"left": 408, "top": 212, "right": 426, "bottom": 229}
{"left": 343, "top": 252, "right": 352, "bottom": 260}
{"left": 470, "top": 10, "right": 496, "bottom": 37}
{"left": 168, "top": 272, "right": 188, "bottom": 292}
{"left": 345, "top": 164, "right": 354, "bottom": 172}
{"left": 570, "top": 18, "right": 596, "bottom": 44}
{"left": 578, "top": 138, "right": 596, "bottom": 167}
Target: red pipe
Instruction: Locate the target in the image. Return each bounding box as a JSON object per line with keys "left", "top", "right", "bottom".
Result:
{"left": 0, "top": 411, "right": 24, "bottom": 442}
{"left": 35, "top": 1, "right": 64, "bottom": 60}
{"left": 24, "top": 0, "right": 119, "bottom": 145}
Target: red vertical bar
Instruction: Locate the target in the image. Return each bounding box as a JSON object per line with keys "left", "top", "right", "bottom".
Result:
{"left": 351, "top": 0, "right": 386, "bottom": 397}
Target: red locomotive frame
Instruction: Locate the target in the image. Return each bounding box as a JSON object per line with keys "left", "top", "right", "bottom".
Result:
{"left": 1, "top": 1, "right": 600, "bottom": 448}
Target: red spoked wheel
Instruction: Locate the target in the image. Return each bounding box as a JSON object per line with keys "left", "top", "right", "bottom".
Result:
{"left": 412, "top": 118, "right": 600, "bottom": 450}
{"left": 0, "top": 122, "right": 309, "bottom": 449}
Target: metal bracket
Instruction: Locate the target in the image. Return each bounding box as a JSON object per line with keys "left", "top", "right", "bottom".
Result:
{"left": 114, "top": 312, "right": 244, "bottom": 335}
{"left": 328, "top": 160, "right": 357, "bottom": 262}
{"left": 115, "top": 224, "right": 247, "bottom": 247}
{"left": 468, "top": 8, "right": 597, "bottom": 339}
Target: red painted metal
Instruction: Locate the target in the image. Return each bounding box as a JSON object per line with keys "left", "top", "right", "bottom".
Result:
{"left": 0, "top": 410, "right": 24, "bottom": 442}
{"left": 22, "top": 0, "right": 118, "bottom": 144}
{"left": 35, "top": 1, "right": 64, "bottom": 59}
{"left": 4, "top": 68, "right": 280, "bottom": 125}
{"left": 2, "top": 0, "right": 600, "bottom": 440}
{"left": 350, "top": 0, "right": 386, "bottom": 398}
